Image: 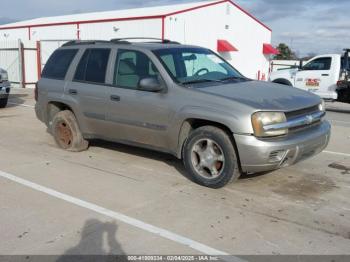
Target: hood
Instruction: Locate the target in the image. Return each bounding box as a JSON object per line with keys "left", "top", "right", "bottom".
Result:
{"left": 196, "top": 80, "right": 321, "bottom": 112}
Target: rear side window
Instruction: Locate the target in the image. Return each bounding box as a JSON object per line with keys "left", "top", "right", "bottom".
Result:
{"left": 74, "top": 48, "right": 111, "bottom": 84}
{"left": 42, "top": 49, "right": 78, "bottom": 80}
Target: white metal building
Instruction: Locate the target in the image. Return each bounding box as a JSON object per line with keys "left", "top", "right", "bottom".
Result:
{"left": 0, "top": 0, "right": 278, "bottom": 87}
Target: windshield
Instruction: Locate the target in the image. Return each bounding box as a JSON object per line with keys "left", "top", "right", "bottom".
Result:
{"left": 153, "top": 47, "right": 245, "bottom": 85}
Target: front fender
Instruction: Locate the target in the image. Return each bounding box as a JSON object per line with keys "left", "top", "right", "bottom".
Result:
{"left": 175, "top": 105, "right": 245, "bottom": 133}
{"left": 169, "top": 105, "right": 253, "bottom": 157}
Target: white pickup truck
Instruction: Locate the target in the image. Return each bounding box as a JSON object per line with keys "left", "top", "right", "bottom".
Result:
{"left": 270, "top": 49, "right": 350, "bottom": 103}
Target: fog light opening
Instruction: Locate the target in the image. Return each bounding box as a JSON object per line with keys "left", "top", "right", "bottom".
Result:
{"left": 268, "top": 150, "right": 287, "bottom": 163}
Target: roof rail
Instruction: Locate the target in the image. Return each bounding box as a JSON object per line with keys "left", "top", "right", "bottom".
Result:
{"left": 62, "top": 40, "right": 111, "bottom": 47}
{"left": 110, "top": 37, "right": 180, "bottom": 44}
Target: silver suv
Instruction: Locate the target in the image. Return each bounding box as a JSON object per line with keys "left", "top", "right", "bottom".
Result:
{"left": 35, "top": 39, "right": 331, "bottom": 188}
{"left": 0, "top": 68, "right": 10, "bottom": 108}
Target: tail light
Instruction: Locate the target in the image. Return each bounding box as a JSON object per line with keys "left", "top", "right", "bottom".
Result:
{"left": 337, "top": 80, "right": 343, "bottom": 87}
{"left": 34, "top": 82, "right": 38, "bottom": 101}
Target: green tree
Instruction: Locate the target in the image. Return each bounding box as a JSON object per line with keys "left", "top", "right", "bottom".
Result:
{"left": 274, "top": 43, "right": 297, "bottom": 60}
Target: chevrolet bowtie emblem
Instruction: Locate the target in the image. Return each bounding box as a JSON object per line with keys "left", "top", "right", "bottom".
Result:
{"left": 305, "top": 115, "right": 313, "bottom": 124}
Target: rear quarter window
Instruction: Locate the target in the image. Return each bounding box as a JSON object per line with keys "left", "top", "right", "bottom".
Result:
{"left": 42, "top": 49, "right": 78, "bottom": 80}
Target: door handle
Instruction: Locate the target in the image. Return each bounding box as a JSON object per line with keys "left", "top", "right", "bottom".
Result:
{"left": 321, "top": 74, "right": 329, "bottom": 76}
{"left": 110, "top": 95, "right": 120, "bottom": 101}
{"left": 69, "top": 89, "right": 77, "bottom": 95}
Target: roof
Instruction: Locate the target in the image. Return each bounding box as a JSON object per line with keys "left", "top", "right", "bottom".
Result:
{"left": 0, "top": 0, "right": 271, "bottom": 31}
{"left": 60, "top": 40, "right": 201, "bottom": 50}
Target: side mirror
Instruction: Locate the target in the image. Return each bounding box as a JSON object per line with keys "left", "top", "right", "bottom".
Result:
{"left": 138, "top": 77, "right": 163, "bottom": 92}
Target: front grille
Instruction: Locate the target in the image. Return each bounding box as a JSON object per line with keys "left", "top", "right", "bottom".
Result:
{"left": 285, "top": 105, "right": 322, "bottom": 132}
{"left": 285, "top": 105, "right": 319, "bottom": 120}
{"left": 289, "top": 120, "right": 321, "bottom": 132}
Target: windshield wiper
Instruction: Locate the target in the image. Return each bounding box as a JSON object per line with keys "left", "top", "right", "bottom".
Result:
{"left": 220, "top": 76, "right": 247, "bottom": 81}
{"left": 182, "top": 79, "right": 223, "bottom": 85}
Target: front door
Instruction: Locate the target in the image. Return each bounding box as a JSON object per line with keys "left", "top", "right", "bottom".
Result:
{"left": 106, "top": 49, "right": 173, "bottom": 150}
{"left": 294, "top": 56, "right": 334, "bottom": 99}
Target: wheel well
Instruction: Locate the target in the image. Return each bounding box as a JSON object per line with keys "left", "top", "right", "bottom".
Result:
{"left": 272, "top": 78, "right": 293, "bottom": 86}
{"left": 47, "top": 101, "right": 73, "bottom": 124}
{"left": 188, "top": 119, "right": 232, "bottom": 134}
{"left": 177, "top": 118, "right": 243, "bottom": 172}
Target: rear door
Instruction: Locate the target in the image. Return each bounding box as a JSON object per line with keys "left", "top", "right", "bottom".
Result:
{"left": 105, "top": 49, "right": 173, "bottom": 150}
{"left": 294, "top": 56, "right": 337, "bottom": 99}
{"left": 66, "top": 48, "right": 111, "bottom": 136}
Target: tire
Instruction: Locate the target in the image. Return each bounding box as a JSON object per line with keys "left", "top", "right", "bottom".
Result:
{"left": 51, "top": 110, "right": 89, "bottom": 152}
{"left": 183, "top": 126, "right": 241, "bottom": 188}
{"left": 0, "top": 97, "right": 8, "bottom": 108}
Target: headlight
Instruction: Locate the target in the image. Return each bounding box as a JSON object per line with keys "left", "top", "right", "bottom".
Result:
{"left": 251, "top": 111, "right": 288, "bottom": 137}
{"left": 318, "top": 100, "right": 325, "bottom": 112}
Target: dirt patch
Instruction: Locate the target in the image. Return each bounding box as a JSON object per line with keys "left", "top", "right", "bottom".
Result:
{"left": 272, "top": 173, "right": 336, "bottom": 200}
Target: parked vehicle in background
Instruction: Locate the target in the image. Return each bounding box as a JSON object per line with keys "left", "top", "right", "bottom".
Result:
{"left": 0, "top": 68, "right": 10, "bottom": 108}
{"left": 270, "top": 49, "right": 350, "bottom": 103}
{"left": 35, "top": 39, "right": 330, "bottom": 188}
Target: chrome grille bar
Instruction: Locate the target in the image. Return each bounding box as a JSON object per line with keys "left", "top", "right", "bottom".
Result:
{"left": 263, "top": 111, "right": 325, "bottom": 132}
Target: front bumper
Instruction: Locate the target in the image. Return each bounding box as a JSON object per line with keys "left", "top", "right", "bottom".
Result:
{"left": 0, "top": 82, "right": 10, "bottom": 98}
{"left": 234, "top": 120, "right": 331, "bottom": 173}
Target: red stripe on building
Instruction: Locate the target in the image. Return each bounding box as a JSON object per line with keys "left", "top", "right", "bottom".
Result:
{"left": 36, "top": 41, "right": 42, "bottom": 80}
{"left": 0, "top": 15, "right": 163, "bottom": 30}
{"left": 165, "top": 0, "right": 226, "bottom": 16}
{"left": 20, "top": 42, "right": 26, "bottom": 88}
{"left": 77, "top": 23, "right": 80, "bottom": 39}
{"left": 227, "top": 0, "right": 271, "bottom": 31}
{"left": 161, "top": 16, "right": 165, "bottom": 40}
{"left": 0, "top": 0, "right": 271, "bottom": 32}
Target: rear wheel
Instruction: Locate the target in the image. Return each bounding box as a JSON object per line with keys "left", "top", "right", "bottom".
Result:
{"left": 52, "top": 110, "right": 88, "bottom": 152}
{"left": 0, "top": 97, "right": 8, "bottom": 108}
{"left": 183, "top": 126, "right": 241, "bottom": 188}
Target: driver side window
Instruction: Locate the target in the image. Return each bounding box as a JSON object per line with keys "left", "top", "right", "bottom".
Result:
{"left": 302, "top": 57, "right": 331, "bottom": 71}
{"left": 114, "top": 49, "right": 160, "bottom": 89}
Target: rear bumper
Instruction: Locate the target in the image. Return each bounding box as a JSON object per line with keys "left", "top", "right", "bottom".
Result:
{"left": 314, "top": 90, "right": 338, "bottom": 100}
{"left": 234, "top": 121, "right": 331, "bottom": 173}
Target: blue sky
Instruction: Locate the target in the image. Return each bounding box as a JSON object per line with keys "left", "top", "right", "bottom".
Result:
{"left": 0, "top": 0, "right": 348, "bottom": 56}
